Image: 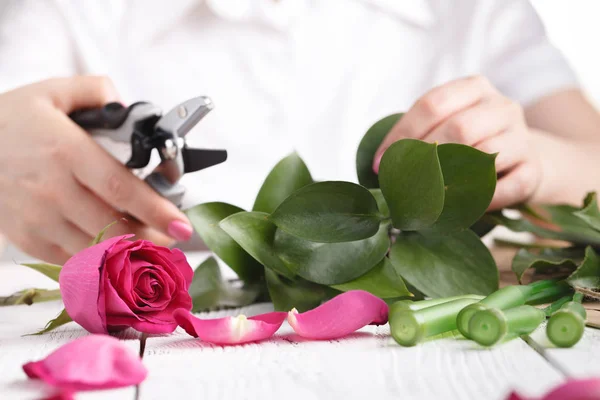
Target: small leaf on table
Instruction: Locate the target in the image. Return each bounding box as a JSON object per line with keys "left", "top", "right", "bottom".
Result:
{"left": 389, "top": 230, "right": 498, "bottom": 298}
{"left": 264, "top": 268, "right": 333, "bottom": 312}
{"left": 274, "top": 222, "right": 390, "bottom": 285}
{"left": 426, "top": 144, "right": 497, "bottom": 234}
{"left": 511, "top": 247, "right": 583, "bottom": 284}
{"left": 0, "top": 288, "right": 62, "bottom": 306}
{"left": 270, "top": 181, "right": 382, "bottom": 243}
{"left": 378, "top": 139, "right": 444, "bottom": 231}
{"left": 356, "top": 113, "right": 402, "bottom": 188}
{"left": 573, "top": 192, "right": 600, "bottom": 231}
{"left": 189, "top": 257, "right": 262, "bottom": 312}
{"left": 331, "top": 257, "right": 412, "bottom": 298}
{"left": 29, "top": 308, "right": 72, "bottom": 335}
{"left": 253, "top": 152, "right": 313, "bottom": 214}
{"left": 219, "top": 212, "right": 296, "bottom": 279}
{"left": 186, "top": 202, "right": 263, "bottom": 283}
{"left": 21, "top": 263, "right": 62, "bottom": 282}
{"left": 567, "top": 246, "right": 600, "bottom": 290}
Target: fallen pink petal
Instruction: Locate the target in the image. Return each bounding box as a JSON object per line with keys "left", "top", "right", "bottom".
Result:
{"left": 173, "top": 309, "right": 287, "bottom": 345}
{"left": 506, "top": 378, "right": 600, "bottom": 400}
{"left": 287, "top": 290, "right": 389, "bottom": 340}
{"left": 22, "top": 334, "right": 147, "bottom": 392}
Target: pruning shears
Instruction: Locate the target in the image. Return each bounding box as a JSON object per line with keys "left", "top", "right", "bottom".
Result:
{"left": 69, "top": 96, "right": 227, "bottom": 208}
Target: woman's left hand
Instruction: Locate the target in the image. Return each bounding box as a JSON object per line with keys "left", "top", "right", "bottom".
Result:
{"left": 373, "top": 75, "right": 542, "bottom": 210}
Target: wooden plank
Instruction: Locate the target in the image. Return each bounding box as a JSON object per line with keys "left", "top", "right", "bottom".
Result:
{"left": 140, "top": 304, "right": 564, "bottom": 400}
{"left": 529, "top": 323, "right": 600, "bottom": 378}
{"left": 0, "top": 264, "right": 139, "bottom": 400}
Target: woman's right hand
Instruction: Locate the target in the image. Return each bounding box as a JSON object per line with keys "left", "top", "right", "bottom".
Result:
{"left": 0, "top": 76, "right": 194, "bottom": 264}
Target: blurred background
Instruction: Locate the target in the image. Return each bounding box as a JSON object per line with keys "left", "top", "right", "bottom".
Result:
{"left": 530, "top": 0, "right": 600, "bottom": 106}
{"left": 0, "top": 0, "right": 597, "bottom": 261}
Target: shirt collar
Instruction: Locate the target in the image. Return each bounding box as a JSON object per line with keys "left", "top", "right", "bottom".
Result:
{"left": 355, "top": 0, "right": 436, "bottom": 29}
{"left": 126, "top": 0, "right": 435, "bottom": 45}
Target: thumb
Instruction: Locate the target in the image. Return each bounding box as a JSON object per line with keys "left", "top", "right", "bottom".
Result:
{"left": 42, "top": 75, "right": 122, "bottom": 113}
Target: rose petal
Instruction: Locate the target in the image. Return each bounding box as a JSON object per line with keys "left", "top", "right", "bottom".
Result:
{"left": 173, "top": 309, "right": 287, "bottom": 345}
{"left": 506, "top": 379, "right": 600, "bottom": 400}
{"left": 59, "top": 235, "right": 133, "bottom": 334}
{"left": 22, "top": 335, "right": 147, "bottom": 392}
{"left": 287, "top": 290, "right": 389, "bottom": 340}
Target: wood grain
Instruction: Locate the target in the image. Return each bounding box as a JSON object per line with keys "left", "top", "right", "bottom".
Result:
{"left": 139, "top": 304, "right": 564, "bottom": 400}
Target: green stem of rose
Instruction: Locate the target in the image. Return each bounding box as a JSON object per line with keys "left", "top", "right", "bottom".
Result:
{"left": 456, "top": 280, "right": 557, "bottom": 339}
{"left": 546, "top": 292, "right": 586, "bottom": 348}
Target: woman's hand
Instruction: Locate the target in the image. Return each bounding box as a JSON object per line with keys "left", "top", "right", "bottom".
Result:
{"left": 373, "top": 75, "right": 542, "bottom": 210}
{"left": 0, "top": 77, "right": 193, "bottom": 264}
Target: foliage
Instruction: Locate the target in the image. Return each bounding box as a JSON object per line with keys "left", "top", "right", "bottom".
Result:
{"left": 186, "top": 115, "right": 501, "bottom": 311}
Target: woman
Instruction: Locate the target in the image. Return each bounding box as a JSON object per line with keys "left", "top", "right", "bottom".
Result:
{"left": 0, "top": 0, "right": 597, "bottom": 263}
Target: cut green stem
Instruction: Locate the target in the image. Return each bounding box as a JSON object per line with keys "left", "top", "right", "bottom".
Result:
{"left": 546, "top": 292, "right": 587, "bottom": 348}
{"left": 543, "top": 296, "right": 572, "bottom": 317}
{"left": 390, "top": 294, "right": 484, "bottom": 314}
{"left": 456, "top": 281, "right": 555, "bottom": 339}
{"left": 390, "top": 298, "right": 479, "bottom": 347}
{"left": 525, "top": 281, "right": 574, "bottom": 305}
{"left": 469, "top": 305, "right": 546, "bottom": 347}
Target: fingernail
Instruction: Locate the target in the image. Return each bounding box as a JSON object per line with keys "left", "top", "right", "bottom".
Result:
{"left": 373, "top": 153, "right": 383, "bottom": 174}
{"left": 168, "top": 220, "right": 193, "bottom": 242}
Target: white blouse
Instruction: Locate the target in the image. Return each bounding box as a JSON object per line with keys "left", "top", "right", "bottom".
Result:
{"left": 0, "top": 0, "right": 578, "bottom": 211}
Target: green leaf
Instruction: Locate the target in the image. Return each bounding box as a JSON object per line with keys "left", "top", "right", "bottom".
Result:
{"left": 29, "top": 308, "right": 72, "bottom": 335}
{"left": 186, "top": 203, "right": 263, "bottom": 283}
{"left": 189, "top": 257, "right": 262, "bottom": 312}
{"left": 511, "top": 247, "right": 583, "bottom": 284}
{"left": 264, "top": 268, "right": 333, "bottom": 312}
{"left": 378, "top": 139, "right": 444, "bottom": 231}
{"left": 389, "top": 230, "right": 498, "bottom": 297}
{"left": 483, "top": 211, "right": 600, "bottom": 246}
{"left": 253, "top": 152, "right": 313, "bottom": 214}
{"left": 426, "top": 144, "right": 497, "bottom": 233}
{"left": 356, "top": 113, "right": 403, "bottom": 188}
{"left": 273, "top": 222, "right": 390, "bottom": 285}
{"left": 21, "top": 263, "right": 62, "bottom": 282}
{"left": 369, "top": 189, "right": 390, "bottom": 219}
{"left": 90, "top": 220, "right": 120, "bottom": 246}
{"left": 522, "top": 204, "right": 600, "bottom": 245}
{"left": 0, "top": 288, "right": 62, "bottom": 306}
{"left": 269, "top": 181, "right": 382, "bottom": 243}
{"left": 567, "top": 246, "right": 600, "bottom": 290}
{"left": 573, "top": 192, "right": 600, "bottom": 231}
{"left": 219, "top": 212, "right": 296, "bottom": 279}
{"left": 470, "top": 215, "right": 497, "bottom": 237}
{"left": 331, "top": 257, "right": 412, "bottom": 298}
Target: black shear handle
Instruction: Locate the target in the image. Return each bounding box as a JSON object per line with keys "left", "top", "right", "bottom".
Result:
{"left": 69, "top": 102, "right": 137, "bottom": 130}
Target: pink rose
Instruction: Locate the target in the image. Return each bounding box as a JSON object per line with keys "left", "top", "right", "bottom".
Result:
{"left": 59, "top": 235, "right": 193, "bottom": 334}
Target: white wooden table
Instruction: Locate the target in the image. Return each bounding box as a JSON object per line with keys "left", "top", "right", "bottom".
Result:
{"left": 1, "top": 252, "right": 599, "bottom": 400}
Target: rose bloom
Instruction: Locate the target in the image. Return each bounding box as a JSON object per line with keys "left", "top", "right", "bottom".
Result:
{"left": 59, "top": 235, "right": 193, "bottom": 334}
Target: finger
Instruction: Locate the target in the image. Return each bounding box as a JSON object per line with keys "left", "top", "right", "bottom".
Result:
{"left": 475, "top": 130, "right": 528, "bottom": 173}
{"left": 46, "top": 220, "right": 94, "bottom": 255}
{"left": 41, "top": 75, "right": 122, "bottom": 113}
{"left": 422, "top": 97, "right": 522, "bottom": 146}
{"left": 59, "top": 178, "right": 177, "bottom": 246}
{"left": 488, "top": 162, "right": 541, "bottom": 210}
{"left": 374, "top": 75, "right": 497, "bottom": 166}
{"left": 13, "top": 233, "right": 72, "bottom": 265}
{"left": 71, "top": 140, "right": 193, "bottom": 242}
{"left": 60, "top": 178, "right": 128, "bottom": 237}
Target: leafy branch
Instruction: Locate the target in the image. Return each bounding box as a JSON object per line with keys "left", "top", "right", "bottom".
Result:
{"left": 185, "top": 114, "right": 500, "bottom": 312}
